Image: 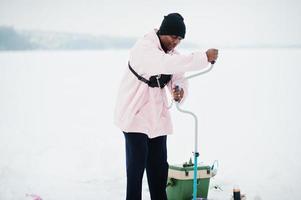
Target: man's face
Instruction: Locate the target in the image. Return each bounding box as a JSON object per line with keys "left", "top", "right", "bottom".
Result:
{"left": 160, "top": 35, "right": 182, "bottom": 51}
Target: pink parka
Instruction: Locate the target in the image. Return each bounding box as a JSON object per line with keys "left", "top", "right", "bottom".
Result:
{"left": 114, "top": 29, "right": 209, "bottom": 138}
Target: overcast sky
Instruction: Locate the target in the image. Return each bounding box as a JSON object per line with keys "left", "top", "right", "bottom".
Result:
{"left": 0, "top": 0, "right": 300, "bottom": 46}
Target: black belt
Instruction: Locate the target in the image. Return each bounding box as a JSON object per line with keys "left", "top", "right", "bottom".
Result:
{"left": 128, "top": 62, "right": 172, "bottom": 88}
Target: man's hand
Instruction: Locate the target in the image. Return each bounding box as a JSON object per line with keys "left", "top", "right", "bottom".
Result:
{"left": 206, "top": 48, "right": 219, "bottom": 63}
{"left": 172, "top": 87, "right": 184, "bottom": 102}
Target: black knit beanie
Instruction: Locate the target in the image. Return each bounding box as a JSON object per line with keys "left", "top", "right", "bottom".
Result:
{"left": 158, "top": 13, "right": 186, "bottom": 39}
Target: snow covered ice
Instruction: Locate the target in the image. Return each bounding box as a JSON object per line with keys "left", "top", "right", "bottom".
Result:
{"left": 1, "top": 48, "right": 301, "bottom": 199}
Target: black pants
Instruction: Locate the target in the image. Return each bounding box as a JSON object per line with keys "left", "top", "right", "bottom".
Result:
{"left": 123, "top": 132, "right": 168, "bottom": 200}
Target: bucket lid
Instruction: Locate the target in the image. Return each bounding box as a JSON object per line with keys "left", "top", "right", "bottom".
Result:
{"left": 169, "top": 163, "right": 211, "bottom": 171}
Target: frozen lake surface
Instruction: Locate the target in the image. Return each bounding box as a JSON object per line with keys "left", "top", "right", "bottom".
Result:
{"left": 1, "top": 48, "right": 301, "bottom": 199}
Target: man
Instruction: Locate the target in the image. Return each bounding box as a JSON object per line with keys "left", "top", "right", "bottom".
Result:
{"left": 114, "top": 13, "right": 218, "bottom": 200}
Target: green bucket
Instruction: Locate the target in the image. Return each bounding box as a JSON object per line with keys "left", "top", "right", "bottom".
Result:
{"left": 166, "top": 161, "right": 214, "bottom": 200}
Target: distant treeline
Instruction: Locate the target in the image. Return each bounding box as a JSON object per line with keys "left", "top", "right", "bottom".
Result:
{"left": 1, "top": 26, "right": 299, "bottom": 50}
